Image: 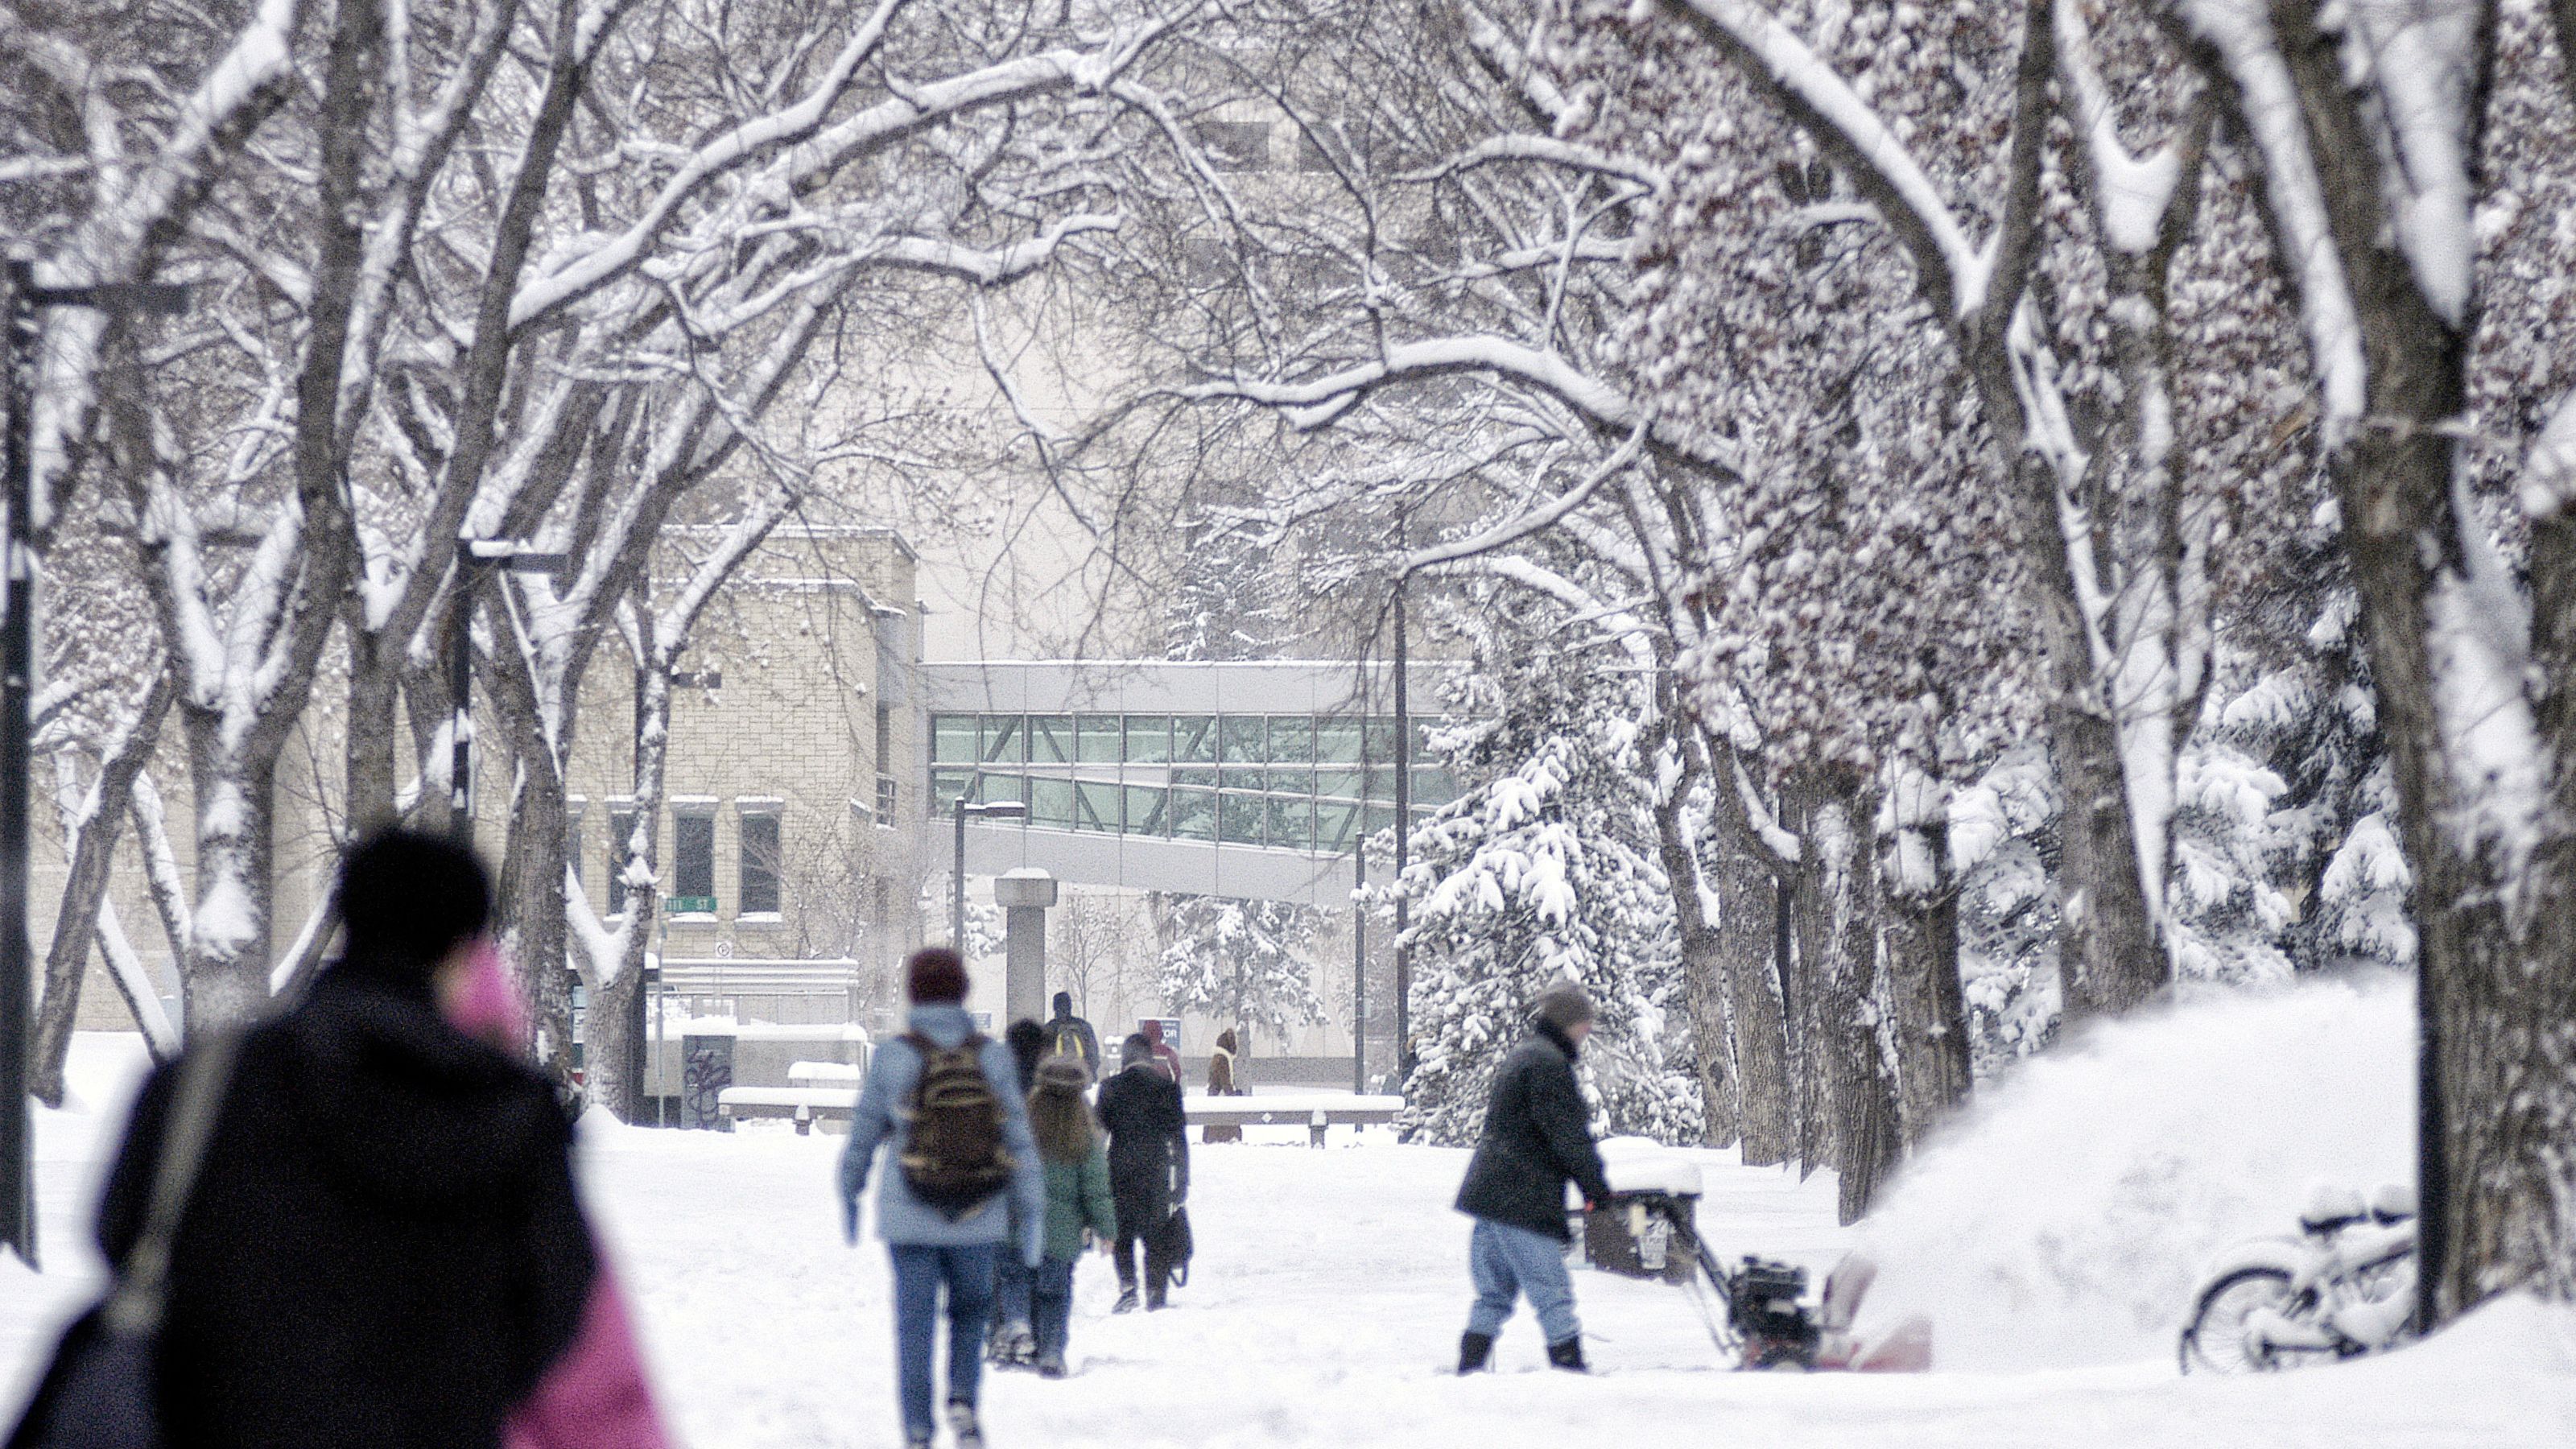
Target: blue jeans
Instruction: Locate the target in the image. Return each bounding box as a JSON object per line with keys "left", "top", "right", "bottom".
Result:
{"left": 889, "top": 1243, "right": 999, "bottom": 1441}
{"left": 1030, "top": 1255, "right": 1077, "bottom": 1361}
{"left": 1466, "top": 1219, "right": 1580, "bottom": 1346}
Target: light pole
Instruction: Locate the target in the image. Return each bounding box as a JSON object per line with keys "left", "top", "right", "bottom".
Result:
{"left": 4, "top": 260, "right": 187, "bottom": 1268}
{"left": 950, "top": 797, "right": 1028, "bottom": 952}
{"left": 446, "top": 538, "right": 568, "bottom": 846}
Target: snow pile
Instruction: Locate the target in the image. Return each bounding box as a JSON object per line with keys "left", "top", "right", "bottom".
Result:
{"left": 1856, "top": 972, "right": 2413, "bottom": 1368}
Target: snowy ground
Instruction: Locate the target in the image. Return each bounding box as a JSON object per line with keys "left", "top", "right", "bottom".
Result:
{"left": 7, "top": 1022, "right": 2574, "bottom": 1448}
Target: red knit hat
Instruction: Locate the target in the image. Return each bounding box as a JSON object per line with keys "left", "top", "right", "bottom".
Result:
{"left": 906, "top": 946, "right": 968, "bottom": 1005}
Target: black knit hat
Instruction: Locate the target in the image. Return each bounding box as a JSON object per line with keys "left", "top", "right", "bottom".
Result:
{"left": 332, "top": 828, "right": 490, "bottom": 990}
{"left": 906, "top": 947, "right": 968, "bottom": 1005}
{"left": 1533, "top": 982, "right": 1596, "bottom": 1033}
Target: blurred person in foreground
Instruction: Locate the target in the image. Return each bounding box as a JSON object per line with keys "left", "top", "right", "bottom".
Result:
{"left": 1451, "top": 982, "right": 1615, "bottom": 1376}
{"left": 59, "top": 829, "right": 663, "bottom": 1449}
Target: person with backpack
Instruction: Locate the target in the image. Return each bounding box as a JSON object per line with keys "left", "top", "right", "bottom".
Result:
{"left": 1094, "top": 1034, "right": 1189, "bottom": 1313}
{"left": 10, "top": 830, "right": 637, "bottom": 1449}
{"left": 1452, "top": 983, "right": 1616, "bottom": 1376}
{"left": 840, "top": 949, "right": 1045, "bottom": 1449}
{"left": 1042, "top": 993, "right": 1100, "bottom": 1078}
{"left": 1024, "top": 1055, "right": 1119, "bottom": 1377}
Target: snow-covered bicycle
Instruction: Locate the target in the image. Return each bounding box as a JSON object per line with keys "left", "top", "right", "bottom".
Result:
{"left": 2178, "top": 1183, "right": 2417, "bottom": 1374}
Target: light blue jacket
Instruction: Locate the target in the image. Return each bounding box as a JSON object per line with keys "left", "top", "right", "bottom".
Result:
{"left": 839, "top": 1005, "right": 1044, "bottom": 1265}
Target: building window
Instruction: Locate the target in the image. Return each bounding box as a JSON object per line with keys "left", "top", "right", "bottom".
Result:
{"left": 737, "top": 807, "right": 781, "bottom": 917}
{"left": 672, "top": 808, "right": 716, "bottom": 908}
{"left": 932, "top": 714, "right": 977, "bottom": 764}
{"left": 606, "top": 805, "right": 641, "bottom": 913}
{"left": 1124, "top": 715, "right": 1170, "bottom": 764}
{"left": 876, "top": 775, "right": 898, "bottom": 822}
{"left": 877, "top": 703, "right": 894, "bottom": 774}
{"left": 566, "top": 803, "right": 586, "bottom": 886}
{"left": 1193, "top": 119, "right": 1270, "bottom": 171}
{"left": 1076, "top": 715, "right": 1121, "bottom": 763}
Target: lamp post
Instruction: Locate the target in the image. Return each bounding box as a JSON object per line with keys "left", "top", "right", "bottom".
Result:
{"left": 4, "top": 260, "right": 187, "bottom": 1269}
{"left": 949, "top": 797, "right": 1028, "bottom": 951}
{"left": 446, "top": 538, "right": 568, "bottom": 846}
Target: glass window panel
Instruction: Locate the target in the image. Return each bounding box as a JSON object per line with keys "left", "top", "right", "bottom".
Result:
{"left": 932, "top": 770, "right": 973, "bottom": 811}
{"left": 1316, "top": 799, "right": 1359, "bottom": 853}
{"left": 1170, "top": 787, "right": 1217, "bottom": 841}
{"left": 1269, "top": 716, "right": 1314, "bottom": 762}
{"left": 1315, "top": 770, "right": 1361, "bottom": 800}
{"left": 1125, "top": 716, "right": 1171, "bottom": 763}
{"left": 981, "top": 715, "right": 1026, "bottom": 765}
{"left": 1220, "top": 716, "right": 1268, "bottom": 763}
{"left": 932, "top": 715, "right": 979, "bottom": 764}
{"left": 1411, "top": 766, "right": 1459, "bottom": 807}
{"left": 1364, "top": 766, "right": 1401, "bottom": 803}
{"left": 1364, "top": 803, "right": 1398, "bottom": 840}
{"left": 1265, "top": 795, "right": 1311, "bottom": 850}
{"left": 1173, "top": 715, "right": 1217, "bottom": 763}
{"left": 1410, "top": 717, "right": 1441, "bottom": 763}
{"left": 1077, "top": 716, "right": 1122, "bottom": 763}
{"left": 1030, "top": 777, "right": 1075, "bottom": 829}
{"left": 1220, "top": 765, "right": 1267, "bottom": 791}
{"left": 1269, "top": 767, "right": 1316, "bottom": 798}
{"left": 1171, "top": 766, "right": 1219, "bottom": 788}
{"left": 1315, "top": 718, "right": 1363, "bottom": 763}
{"left": 1218, "top": 792, "right": 1264, "bottom": 844}
{"left": 976, "top": 772, "right": 1028, "bottom": 807}
{"left": 672, "top": 812, "right": 716, "bottom": 900}
{"left": 1075, "top": 781, "right": 1121, "bottom": 831}
{"left": 737, "top": 811, "right": 781, "bottom": 914}
{"left": 1029, "top": 715, "right": 1073, "bottom": 765}
{"left": 1124, "top": 786, "right": 1169, "bottom": 836}
{"left": 1364, "top": 719, "right": 1399, "bottom": 766}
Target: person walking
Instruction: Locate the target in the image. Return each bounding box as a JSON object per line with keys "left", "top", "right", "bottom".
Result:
{"left": 1452, "top": 983, "right": 1616, "bottom": 1375}
{"left": 987, "top": 1018, "right": 1051, "bottom": 1369}
{"left": 14, "top": 830, "right": 628, "bottom": 1449}
{"left": 1042, "top": 992, "right": 1100, "bottom": 1078}
{"left": 1201, "top": 1028, "right": 1245, "bottom": 1145}
{"left": 1094, "top": 1034, "right": 1189, "bottom": 1313}
{"left": 1025, "top": 1056, "right": 1119, "bottom": 1377}
{"left": 1138, "top": 1018, "right": 1184, "bottom": 1084}
{"left": 840, "top": 949, "right": 1046, "bottom": 1449}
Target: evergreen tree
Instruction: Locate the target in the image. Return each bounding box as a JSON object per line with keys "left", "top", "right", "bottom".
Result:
{"left": 1155, "top": 896, "right": 1329, "bottom": 1056}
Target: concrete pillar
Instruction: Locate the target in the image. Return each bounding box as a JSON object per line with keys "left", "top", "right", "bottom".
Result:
{"left": 993, "top": 868, "right": 1059, "bottom": 1028}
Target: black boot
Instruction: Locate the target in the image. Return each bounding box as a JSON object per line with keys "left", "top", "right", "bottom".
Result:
{"left": 1546, "top": 1335, "right": 1587, "bottom": 1373}
{"left": 1457, "top": 1331, "right": 1495, "bottom": 1374}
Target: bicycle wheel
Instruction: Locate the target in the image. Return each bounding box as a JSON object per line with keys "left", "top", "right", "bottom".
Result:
{"left": 2182, "top": 1267, "right": 2297, "bottom": 1374}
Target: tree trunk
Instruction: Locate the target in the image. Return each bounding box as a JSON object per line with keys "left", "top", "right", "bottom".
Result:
{"left": 344, "top": 621, "right": 402, "bottom": 833}
{"left": 31, "top": 669, "right": 176, "bottom": 1103}
{"left": 1712, "top": 809, "right": 1793, "bottom": 1166}
{"left": 179, "top": 741, "right": 277, "bottom": 1031}
{"left": 1785, "top": 777, "right": 1901, "bottom": 1223}
{"left": 1652, "top": 762, "right": 1740, "bottom": 1149}
{"left": 1878, "top": 774, "right": 1971, "bottom": 1150}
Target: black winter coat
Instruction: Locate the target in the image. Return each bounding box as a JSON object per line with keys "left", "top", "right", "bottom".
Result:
{"left": 1094, "top": 1063, "right": 1188, "bottom": 1224}
{"left": 1454, "top": 1018, "right": 1614, "bottom": 1241}
{"left": 90, "top": 970, "right": 596, "bottom": 1449}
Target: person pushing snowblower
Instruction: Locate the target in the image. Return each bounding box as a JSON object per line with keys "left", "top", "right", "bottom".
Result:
{"left": 1452, "top": 983, "right": 1616, "bottom": 1374}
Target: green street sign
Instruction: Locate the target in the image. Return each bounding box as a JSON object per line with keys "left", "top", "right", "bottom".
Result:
{"left": 667, "top": 895, "right": 718, "bottom": 915}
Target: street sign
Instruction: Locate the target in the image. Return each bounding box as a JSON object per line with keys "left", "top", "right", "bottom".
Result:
{"left": 667, "top": 895, "right": 717, "bottom": 916}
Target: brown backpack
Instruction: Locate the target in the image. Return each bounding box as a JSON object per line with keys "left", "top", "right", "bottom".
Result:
{"left": 898, "top": 1034, "right": 1013, "bottom": 1219}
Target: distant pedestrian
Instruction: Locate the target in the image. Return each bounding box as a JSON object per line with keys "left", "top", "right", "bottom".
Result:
{"left": 1452, "top": 983, "right": 1615, "bottom": 1375}
{"left": 1202, "top": 1028, "right": 1245, "bottom": 1145}
{"left": 1095, "top": 1034, "right": 1189, "bottom": 1312}
{"left": 1042, "top": 992, "right": 1101, "bottom": 1078}
{"left": 840, "top": 948, "right": 1045, "bottom": 1449}
{"left": 10, "top": 829, "right": 634, "bottom": 1449}
{"left": 987, "top": 1018, "right": 1050, "bottom": 1368}
{"left": 1138, "top": 1018, "right": 1183, "bottom": 1084}
{"left": 1026, "top": 1056, "right": 1119, "bottom": 1377}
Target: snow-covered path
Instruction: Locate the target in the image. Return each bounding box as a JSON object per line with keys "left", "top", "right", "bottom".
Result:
{"left": 6, "top": 1035, "right": 2572, "bottom": 1447}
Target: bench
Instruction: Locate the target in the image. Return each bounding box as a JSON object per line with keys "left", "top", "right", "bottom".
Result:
{"left": 716, "top": 1085, "right": 858, "bottom": 1134}
{"left": 1185, "top": 1093, "right": 1403, "bottom": 1147}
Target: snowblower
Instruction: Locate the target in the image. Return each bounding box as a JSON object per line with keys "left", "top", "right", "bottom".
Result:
{"left": 1582, "top": 1187, "right": 1934, "bottom": 1373}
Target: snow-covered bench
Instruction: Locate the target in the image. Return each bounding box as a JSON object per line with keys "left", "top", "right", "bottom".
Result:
{"left": 1185, "top": 1093, "right": 1404, "bottom": 1147}
{"left": 787, "top": 1060, "right": 864, "bottom": 1087}
{"left": 716, "top": 1085, "right": 858, "bottom": 1134}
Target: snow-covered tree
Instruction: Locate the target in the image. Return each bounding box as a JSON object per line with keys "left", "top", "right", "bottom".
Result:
{"left": 1155, "top": 895, "right": 1327, "bottom": 1061}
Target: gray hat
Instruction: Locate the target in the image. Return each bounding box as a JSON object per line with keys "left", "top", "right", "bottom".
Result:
{"left": 1533, "top": 982, "right": 1596, "bottom": 1033}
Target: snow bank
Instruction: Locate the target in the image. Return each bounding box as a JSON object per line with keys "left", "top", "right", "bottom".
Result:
{"left": 1856, "top": 972, "right": 2413, "bottom": 1368}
